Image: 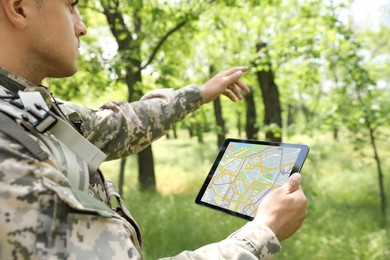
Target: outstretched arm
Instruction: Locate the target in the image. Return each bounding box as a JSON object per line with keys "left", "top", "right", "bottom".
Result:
{"left": 65, "top": 67, "right": 250, "bottom": 159}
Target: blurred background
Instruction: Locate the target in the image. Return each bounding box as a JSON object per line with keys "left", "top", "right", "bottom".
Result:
{"left": 49, "top": 0, "right": 390, "bottom": 259}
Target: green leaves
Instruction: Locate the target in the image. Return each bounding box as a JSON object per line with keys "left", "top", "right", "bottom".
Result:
{"left": 52, "top": 0, "right": 389, "bottom": 148}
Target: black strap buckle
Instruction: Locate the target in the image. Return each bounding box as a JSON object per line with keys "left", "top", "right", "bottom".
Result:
{"left": 25, "top": 103, "right": 58, "bottom": 133}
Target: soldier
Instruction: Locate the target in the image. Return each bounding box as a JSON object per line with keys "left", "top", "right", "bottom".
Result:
{"left": 0, "top": 0, "right": 307, "bottom": 259}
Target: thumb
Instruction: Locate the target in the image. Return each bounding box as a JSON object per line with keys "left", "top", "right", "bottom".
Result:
{"left": 284, "top": 173, "right": 302, "bottom": 193}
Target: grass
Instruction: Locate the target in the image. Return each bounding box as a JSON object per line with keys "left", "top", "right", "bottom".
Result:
{"left": 100, "top": 131, "right": 390, "bottom": 259}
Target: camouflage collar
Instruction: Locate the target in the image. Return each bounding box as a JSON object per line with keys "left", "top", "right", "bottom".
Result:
{"left": 0, "top": 66, "right": 36, "bottom": 92}
{"left": 0, "top": 66, "right": 52, "bottom": 105}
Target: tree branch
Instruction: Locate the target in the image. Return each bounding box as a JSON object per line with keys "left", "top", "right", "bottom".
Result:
{"left": 141, "top": 19, "right": 188, "bottom": 70}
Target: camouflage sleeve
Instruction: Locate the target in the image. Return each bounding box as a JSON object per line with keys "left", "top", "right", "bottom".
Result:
{"left": 162, "top": 222, "right": 281, "bottom": 260}
{"left": 0, "top": 133, "right": 142, "bottom": 259}
{"left": 62, "top": 85, "right": 203, "bottom": 160}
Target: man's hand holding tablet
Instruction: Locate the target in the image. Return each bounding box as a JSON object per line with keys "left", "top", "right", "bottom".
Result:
{"left": 254, "top": 173, "right": 307, "bottom": 241}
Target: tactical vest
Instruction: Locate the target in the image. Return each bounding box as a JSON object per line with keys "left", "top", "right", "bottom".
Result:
{"left": 0, "top": 79, "right": 143, "bottom": 255}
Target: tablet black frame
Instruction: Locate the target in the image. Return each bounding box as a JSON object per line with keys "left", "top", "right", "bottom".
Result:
{"left": 195, "top": 138, "right": 310, "bottom": 221}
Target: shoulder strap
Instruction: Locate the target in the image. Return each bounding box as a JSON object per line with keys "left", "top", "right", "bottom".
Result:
{"left": 0, "top": 111, "right": 48, "bottom": 161}
{"left": 0, "top": 90, "right": 106, "bottom": 169}
{"left": 17, "top": 91, "right": 107, "bottom": 169}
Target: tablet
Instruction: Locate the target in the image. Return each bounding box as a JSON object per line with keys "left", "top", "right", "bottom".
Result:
{"left": 195, "top": 138, "right": 310, "bottom": 221}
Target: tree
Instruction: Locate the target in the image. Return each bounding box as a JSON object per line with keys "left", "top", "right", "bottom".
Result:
{"left": 255, "top": 42, "right": 282, "bottom": 141}
{"left": 209, "top": 66, "right": 227, "bottom": 147}
{"left": 244, "top": 87, "right": 259, "bottom": 139}
{"left": 322, "top": 10, "right": 389, "bottom": 219}
{"left": 91, "top": 0, "right": 206, "bottom": 192}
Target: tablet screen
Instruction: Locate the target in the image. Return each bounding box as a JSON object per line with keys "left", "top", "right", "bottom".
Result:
{"left": 195, "top": 138, "right": 310, "bottom": 221}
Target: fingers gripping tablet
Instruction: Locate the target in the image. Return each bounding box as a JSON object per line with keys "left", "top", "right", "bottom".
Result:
{"left": 195, "top": 138, "right": 310, "bottom": 221}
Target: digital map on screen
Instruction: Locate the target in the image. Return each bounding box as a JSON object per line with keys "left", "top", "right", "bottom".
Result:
{"left": 200, "top": 141, "right": 301, "bottom": 218}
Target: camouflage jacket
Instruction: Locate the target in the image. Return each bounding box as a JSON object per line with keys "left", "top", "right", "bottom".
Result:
{"left": 0, "top": 67, "right": 281, "bottom": 259}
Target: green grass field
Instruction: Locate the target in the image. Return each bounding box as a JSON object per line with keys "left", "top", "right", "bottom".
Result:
{"left": 100, "top": 131, "right": 390, "bottom": 259}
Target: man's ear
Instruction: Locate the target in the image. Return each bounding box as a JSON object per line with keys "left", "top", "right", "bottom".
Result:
{"left": 1, "top": 0, "right": 29, "bottom": 29}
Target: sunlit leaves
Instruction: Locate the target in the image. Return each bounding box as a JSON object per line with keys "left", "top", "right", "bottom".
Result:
{"left": 50, "top": 0, "right": 389, "bottom": 141}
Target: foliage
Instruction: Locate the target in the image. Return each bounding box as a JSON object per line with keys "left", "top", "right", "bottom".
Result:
{"left": 49, "top": 0, "right": 389, "bottom": 139}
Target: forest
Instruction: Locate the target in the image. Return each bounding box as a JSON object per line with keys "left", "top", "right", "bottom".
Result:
{"left": 48, "top": 0, "right": 390, "bottom": 259}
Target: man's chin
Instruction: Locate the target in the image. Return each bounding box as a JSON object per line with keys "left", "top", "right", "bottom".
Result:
{"left": 49, "top": 67, "right": 78, "bottom": 79}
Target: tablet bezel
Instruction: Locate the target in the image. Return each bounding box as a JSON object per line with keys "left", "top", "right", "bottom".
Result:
{"left": 195, "top": 138, "right": 310, "bottom": 221}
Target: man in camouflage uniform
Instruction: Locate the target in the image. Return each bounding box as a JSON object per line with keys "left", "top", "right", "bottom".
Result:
{"left": 0, "top": 0, "right": 307, "bottom": 259}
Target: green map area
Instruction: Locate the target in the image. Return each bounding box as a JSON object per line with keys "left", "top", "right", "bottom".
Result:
{"left": 200, "top": 142, "right": 301, "bottom": 218}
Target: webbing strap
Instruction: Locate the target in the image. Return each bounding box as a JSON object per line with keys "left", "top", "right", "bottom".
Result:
{"left": 0, "top": 91, "right": 107, "bottom": 169}
{"left": 18, "top": 91, "right": 107, "bottom": 169}
{"left": 0, "top": 112, "right": 48, "bottom": 161}
{"left": 49, "top": 118, "right": 107, "bottom": 169}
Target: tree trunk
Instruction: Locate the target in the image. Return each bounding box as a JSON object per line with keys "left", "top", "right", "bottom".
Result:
{"left": 356, "top": 90, "right": 387, "bottom": 219}
{"left": 126, "top": 70, "right": 156, "bottom": 192}
{"left": 213, "top": 96, "right": 226, "bottom": 148}
{"left": 138, "top": 145, "right": 156, "bottom": 191}
{"left": 245, "top": 88, "right": 258, "bottom": 140}
{"left": 172, "top": 124, "right": 178, "bottom": 139}
{"left": 367, "top": 125, "right": 387, "bottom": 218}
{"left": 255, "top": 42, "right": 282, "bottom": 142}
{"left": 237, "top": 111, "right": 242, "bottom": 138}
{"left": 118, "top": 158, "right": 126, "bottom": 196}
{"left": 195, "top": 121, "right": 204, "bottom": 144}
{"left": 332, "top": 126, "right": 339, "bottom": 141}
{"left": 188, "top": 127, "right": 194, "bottom": 138}
{"left": 287, "top": 104, "right": 294, "bottom": 128}
{"left": 209, "top": 65, "right": 226, "bottom": 147}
